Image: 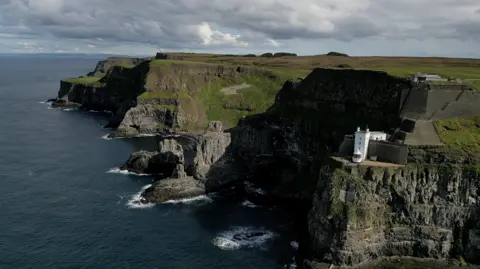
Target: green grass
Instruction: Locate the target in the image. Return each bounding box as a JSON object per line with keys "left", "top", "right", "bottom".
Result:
{"left": 64, "top": 76, "right": 105, "bottom": 86}
{"left": 434, "top": 115, "right": 480, "bottom": 153}
{"left": 467, "top": 80, "right": 480, "bottom": 90}
{"left": 150, "top": 59, "right": 223, "bottom": 67}
{"left": 195, "top": 70, "right": 296, "bottom": 127}
{"left": 137, "top": 91, "right": 190, "bottom": 100}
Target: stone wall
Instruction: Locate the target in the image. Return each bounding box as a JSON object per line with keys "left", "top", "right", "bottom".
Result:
{"left": 368, "top": 140, "right": 408, "bottom": 165}
{"left": 399, "top": 85, "right": 428, "bottom": 119}
{"left": 400, "top": 83, "right": 480, "bottom": 120}
{"left": 337, "top": 138, "right": 408, "bottom": 165}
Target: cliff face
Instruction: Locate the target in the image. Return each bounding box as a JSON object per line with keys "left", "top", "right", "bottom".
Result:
{"left": 307, "top": 161, "right": 480, "bottom": 266}
{"left": 87, "top": 56, "right": 151, "bottom": 77}
{"left": 56, "top": 55, "right": 285, "bottom": 137}
{"left": 112, "top": 63, "right": 279, "bottom": 137}
{"left": 58, "top": 63, "right": 150, "bottom": 125}
{"left": 229, "top": 68, "right": 413, "bottom": 200}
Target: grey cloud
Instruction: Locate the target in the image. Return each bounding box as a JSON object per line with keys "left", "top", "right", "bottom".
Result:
{"left": 0, "top": 0, "right": 479, "bottom": 51}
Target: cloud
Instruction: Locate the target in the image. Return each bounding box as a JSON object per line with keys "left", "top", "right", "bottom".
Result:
{"left": 0, "top": 0, "right": 479, "bottom": 55}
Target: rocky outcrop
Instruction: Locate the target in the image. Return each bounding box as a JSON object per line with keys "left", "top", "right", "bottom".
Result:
{"left": 193, "top": 121, "right": 237, "bottom": 190}
{"left": 307, "top": 161, "right": 480, "bottom": 266}
{"left": 57, "top": 63, "right": 150, "bottom": 122}
{"left": 119, "top": 121, "right": 238, "bottom": 203}
{"left": 154, "top": 53, "right": 184, "bottom": 60}
{"left": 49, "top": 98, "right": 82, "bottom": 109}
{"left": 87, "top": 56, "right": 151, "bottom": 77}
{"left": 120, "top": 138, "right": 185, "bottom": 176}
{"left": 229, "top": 68, "right": 413, "bottom": 201}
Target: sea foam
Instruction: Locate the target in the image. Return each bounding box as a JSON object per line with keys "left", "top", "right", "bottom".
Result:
{"left": 241, "top": 200, "right": 259, "bottom": 208}
{"left": 126, "top": 184, "right": 155, "bottom": 209}
{"left": 106, "top": 167, "right": 151, "bottom": 177}
{"left": 163, "top": 195, "right": 213, "bottom": 204}
{"left": 212, "top": 226, "right": 276, "bottom": 251}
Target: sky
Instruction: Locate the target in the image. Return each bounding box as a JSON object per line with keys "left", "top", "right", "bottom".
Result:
{"left": 0, "top": 0, "right": 479, "bottom": 57}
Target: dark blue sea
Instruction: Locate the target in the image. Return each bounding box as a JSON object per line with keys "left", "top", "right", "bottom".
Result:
{"left": 0, "top": 55, "right": 296, "bottom": 269}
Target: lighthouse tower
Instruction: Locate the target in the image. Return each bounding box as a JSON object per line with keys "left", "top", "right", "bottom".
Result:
{"left": 352, "top": 127, "right": 371, "bottom": 163}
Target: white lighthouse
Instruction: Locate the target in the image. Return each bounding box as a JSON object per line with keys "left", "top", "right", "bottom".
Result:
{"left": 352, "top": 127, "right": 370, "bottom": 163}
{"left": 352, "top": 126, "right": 387, "bottom": 163}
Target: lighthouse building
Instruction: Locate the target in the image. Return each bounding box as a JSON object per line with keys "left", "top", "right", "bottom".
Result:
{"left": 352, "top": 127, "right": 387, "bottom": 163}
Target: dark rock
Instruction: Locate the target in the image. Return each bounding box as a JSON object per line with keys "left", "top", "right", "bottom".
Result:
{"left": 233, "top": 232, "right": 267, "bottom": 240}
{"left": 336, "top": 64, "right": 352, "bottom": 68}
{"left": 120, "top": 139, "right": 185, "bottom": 175}
{"left": 154, "top": 53, "right": 184, "bottom": 60}
{"left": 87, "top": 56, "right": 150, "bottom": 77}
{"left": 260, "top": 52, "right": 273, "bottom": 57}
{"left": 120, "top": 150, "right": 156, "bottom": 174}
{"left": 273, "top": 52, "right": 297, "bottom": 57}
{"left": 326, "top": 51, "right": 349, "bottom": 57}
{"left": 141, "top": 177, "right": 205, "bottom": 203}
{"left": 49, "top": 98, "right": 82, "bottom": 109}
{"left": 207, "top": 121, "right": 223, "bottom": 133}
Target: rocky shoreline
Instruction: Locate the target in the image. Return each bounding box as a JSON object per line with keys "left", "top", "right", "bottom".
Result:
{"left": 51, "top": 56, "right": 480, "bottom": 268}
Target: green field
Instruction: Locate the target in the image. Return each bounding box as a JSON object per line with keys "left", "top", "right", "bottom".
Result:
{"left": 63, "top": 53, "right": 480, "bottom": 150}
{"left": 63, "top": 76, "right": 105, "bottom": 86}
{"left": 434, "top": 116, "right": 480, "bottom": 153}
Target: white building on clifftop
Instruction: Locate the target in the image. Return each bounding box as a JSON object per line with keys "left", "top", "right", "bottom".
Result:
{"left": 352, "top": 127, "right": 387, "bottom": 163}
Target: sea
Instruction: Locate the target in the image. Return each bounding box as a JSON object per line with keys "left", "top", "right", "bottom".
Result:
{"left": 0, "top": 55, "right": 297, "bottom": 269}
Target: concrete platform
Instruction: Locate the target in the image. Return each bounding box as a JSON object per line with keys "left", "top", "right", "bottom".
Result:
{"left": 403, "top": 120, "right": 443, "bottom": 146}
{"left": 331, "top": 156, "right": 405, "bottom": 168}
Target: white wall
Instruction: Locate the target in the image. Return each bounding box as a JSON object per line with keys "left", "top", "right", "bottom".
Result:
{"left": 353, "top": 129, "right": 370, "bottom": 163}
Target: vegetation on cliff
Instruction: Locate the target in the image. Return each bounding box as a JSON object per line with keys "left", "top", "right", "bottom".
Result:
{"left": 63, "top": 76, "right": 105, "bottom": 86}
{"left": 434, "top": 115, "right": 480, "bottom": 153}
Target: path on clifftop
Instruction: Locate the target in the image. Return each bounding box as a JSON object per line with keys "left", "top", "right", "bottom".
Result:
{"left": 220, "top": 83, "right": 251, "bottom": 95}
{"left": 404, "top": 120, "right": 443, "bottom": 146}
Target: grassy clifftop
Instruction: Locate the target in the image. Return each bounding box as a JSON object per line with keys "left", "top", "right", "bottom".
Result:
{"left": 60, "top": 52, "right": 480, "bottom": 135}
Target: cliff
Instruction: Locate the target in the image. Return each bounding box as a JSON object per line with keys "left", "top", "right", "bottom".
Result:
{"left": 55, "top": 55, "right": 291, "bottom": 137}
{"left": 58, "top": 61, "right": 480, "bottom": 267}
{"left": 223, "top": 68, "right": 480, "bottom": 267}
{"left": 86, "top": 56, "right": 151, "bottom": 77}
{"left": 121, "top": 121, "right": 238, "bottom": 203}
{"left": 229, "top": 68, "right": 412, "bottom": 201}
{"left": 306, "top": 160, "right": 480, "bottom": 266}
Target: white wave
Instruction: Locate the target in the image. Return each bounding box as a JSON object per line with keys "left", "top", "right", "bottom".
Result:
{"left": 101, "top": 133, "right": 113, "bottom": 140}
{"left": 163, "top": 195, "right": 213, "bottom": 204}
{"left": 241, "top": 200, "right": 259, "bottom": 208}
{"left": 39, "top": 101, "right": 52, "bottom": 104}
{"left": 290, "top": 241, "right": 299, "bottom": 250}
{"left": 126, "top": 184, "right": 155, "bottom": 209}
{"left": 88, "top": 110, "right": 113, "bottom": 115}
{"left": 212, "top": 226, "right": 276, "bottom": 251}
{"left": 244, "top": 181, "right": 267, "bottom": 196}
{"left": 63, "top": 108, "right": 78, "bottom": 111}
{"left": 137, "top": 133, "right": 160, "bottom": 137}
{"left": 284, "top": 259, "right": 297, "bottom": 269}
{"left": 106, "top": 167, "right": 151, "bottom": 177}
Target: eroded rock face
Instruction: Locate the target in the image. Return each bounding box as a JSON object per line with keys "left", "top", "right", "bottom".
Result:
{"left": 193, "top": 122, "right": 238, "bottom": 191}
{"left": 120, "top": 139, "right": 185, "bottom": 176}
{"left": 142, "top": 177, "right": 205, "bottom": 203}
{"left": 307, "top": 163, "right": 480, "bottom": 266}
{"left": 118, "top": 123, "right": 238, "bottom": 203}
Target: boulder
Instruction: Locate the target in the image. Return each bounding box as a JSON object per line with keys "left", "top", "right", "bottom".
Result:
{"left": 206, "top": 121, "right": 223, "bottom": 133}
{"left": 49, "top": 98, "right": 82, "bottom": 109}
{"left": 141, "top": 177, "right": 205, "bottom": 203}
{"left": 120, "top": 139, "right": 185, "bottom": 175}
{"left": 120, "top": 150, "right": 157, "bottom": 174}
{"left": 155, "top": 53, "right": 184, "bottom": 60}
